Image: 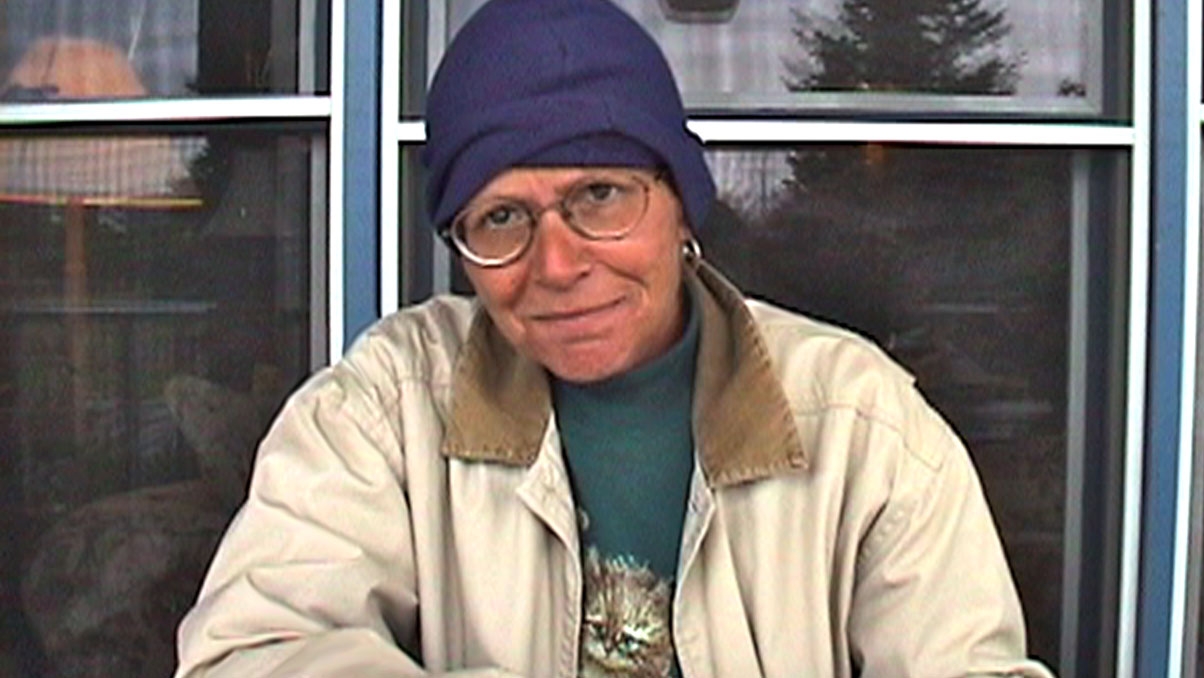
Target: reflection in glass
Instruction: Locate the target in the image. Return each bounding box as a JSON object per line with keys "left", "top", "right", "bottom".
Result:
{"left": 0, "top": 130, "right": 320, "bottom": 676}
{"left": 699, "top": 145, "right": 1124, "bottom": 670}
{"left": 442, "top": 0, "right": 1098, "bottom": 111}
{"left": 0, "top": 0, "right": 328, "bottom": 99}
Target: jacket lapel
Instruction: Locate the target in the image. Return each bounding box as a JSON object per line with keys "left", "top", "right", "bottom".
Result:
{"left": 441, "top": 309, "right": 550, "bottom": 465}
{"left": 690, "top": 262, "right": 810, "bottom": 485}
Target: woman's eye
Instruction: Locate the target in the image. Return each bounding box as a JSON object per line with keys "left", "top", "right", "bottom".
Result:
{"left": 487, "top": 206, "right": 517, "bottom": 224}
{"left": 581, "top": 182, "right": 620, "bottom": 203}
{"left": 473, "top": 205, "right": 522, "bottom": 230}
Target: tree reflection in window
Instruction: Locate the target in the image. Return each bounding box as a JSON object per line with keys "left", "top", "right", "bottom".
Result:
{"left": 785, "top": 0, "right": 1021, "bottom": 95}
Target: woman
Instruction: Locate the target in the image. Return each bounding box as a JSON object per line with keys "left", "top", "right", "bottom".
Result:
{"left": 175, "top": 0, "right": 1054, "bottom": 676}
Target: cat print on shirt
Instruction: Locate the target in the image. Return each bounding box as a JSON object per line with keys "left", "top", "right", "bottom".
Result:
{"left": 579, "top": 546, "right": 674, "bottom": 678}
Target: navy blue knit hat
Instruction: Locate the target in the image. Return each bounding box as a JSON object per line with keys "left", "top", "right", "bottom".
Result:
{"left": 421, "top": 0, "right": 715, "bottom": 235}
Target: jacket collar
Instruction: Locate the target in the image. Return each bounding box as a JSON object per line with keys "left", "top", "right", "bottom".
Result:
{"left": 441, "top": 261, "right": 809, "bottom": 486}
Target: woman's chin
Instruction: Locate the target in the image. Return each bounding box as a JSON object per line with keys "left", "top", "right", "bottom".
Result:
{"left": 538, "top": 344, "right": 634, "bottom": 384}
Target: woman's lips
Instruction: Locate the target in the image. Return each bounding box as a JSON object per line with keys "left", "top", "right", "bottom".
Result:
{"left": 528, "top": 297, "right": 627, "bottom": 339}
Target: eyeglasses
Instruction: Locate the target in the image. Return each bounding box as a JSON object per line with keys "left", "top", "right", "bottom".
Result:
{"left": 440, "top": 170, "right": 662, "bottom": 267}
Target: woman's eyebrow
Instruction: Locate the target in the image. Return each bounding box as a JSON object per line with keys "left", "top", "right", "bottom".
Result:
{"left": 467, "top": 169, "right": 644, "bottom": 209}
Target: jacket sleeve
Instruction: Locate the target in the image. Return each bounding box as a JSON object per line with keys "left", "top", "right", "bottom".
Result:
{"left": 173, "top": 360, "right": 520, "bottom": 678}
{"left": 845, "top": 384, "right": 1057, "bottom": 678}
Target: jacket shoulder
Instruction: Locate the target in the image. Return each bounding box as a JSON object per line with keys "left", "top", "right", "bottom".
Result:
{"left": 342, "top": 294, "right": 477, "bottom": 386}
{"left": 289, "top": 296, "right": 474, "bottom": 429}
{"left": 745, "top": 298, "right": 914, "bottom": 400}
{"left": 745, "top": 299, "right": 946, "bottom": 470}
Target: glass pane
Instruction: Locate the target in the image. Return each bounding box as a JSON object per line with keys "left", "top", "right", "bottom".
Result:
{"left": 701, "top": 145, "right": 1128, "bottom": 675}
{"left": 436, "top": 0, "right": 1123, "bottom": 117}
{"left": 398, "top": 146, "right": 438, "bottom": 304}
{"left": 397, "top": 146, "right": 476, "bottom": 300}
{"left": 1195, "top": 142, "right": 1204, "bottom": 678}
{"left": 0, "top": 0, "right": 329, "bottom": 100}
{"left": 0, "top": 128, "right": 323, "bottom": 676}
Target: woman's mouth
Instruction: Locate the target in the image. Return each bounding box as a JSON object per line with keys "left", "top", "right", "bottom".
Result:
{"left": 529, "top": 297, "right": 628, "bottom": 340}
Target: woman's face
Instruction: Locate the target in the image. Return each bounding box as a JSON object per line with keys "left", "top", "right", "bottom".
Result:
{"left": 460, "top": 166, "right": 690, "bottom": 383}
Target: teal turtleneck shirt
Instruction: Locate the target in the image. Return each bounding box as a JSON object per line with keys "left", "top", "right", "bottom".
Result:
{"left": 552, "top": 289, "right": 699, "bottom": 676}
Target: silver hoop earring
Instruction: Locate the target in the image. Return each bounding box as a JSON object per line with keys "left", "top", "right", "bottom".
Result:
{"left": 682, "top": 237, "right": 702, "bottom": 266}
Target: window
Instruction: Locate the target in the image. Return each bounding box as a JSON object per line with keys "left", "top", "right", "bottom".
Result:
{"left": 0, "top": 2, "right": 330, "bottom": 675}
{"left": 0, "top": 1, "right": 327, "bottom": 98}
{"left": 434, "top": 0, "right": 1118, "bottom": 116}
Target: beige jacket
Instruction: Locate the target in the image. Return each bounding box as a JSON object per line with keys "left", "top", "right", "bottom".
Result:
{"left": 175, "top": 263, "right": 1055, "bottom": 678}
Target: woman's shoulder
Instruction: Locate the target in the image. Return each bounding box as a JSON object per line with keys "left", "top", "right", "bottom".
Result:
{"left": 332, "top": 294, "right": 479, "bottom": 390}
{"left": 373, "top": 294, "right": 479, "bottom": 346}
{"left": 742, "top": 298, "right": 941, "bottom": 460}
{"left": 744, "top": 297, "right": 914, "bottom": 396}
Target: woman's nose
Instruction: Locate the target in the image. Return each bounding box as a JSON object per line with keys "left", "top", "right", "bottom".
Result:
{"left": 527, "top": 211, "right": 591, "bottom": 287}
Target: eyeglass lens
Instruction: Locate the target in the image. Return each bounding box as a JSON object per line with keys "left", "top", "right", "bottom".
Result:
{"left": 453, "top": 173, "right": 652, "bottom": 265}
